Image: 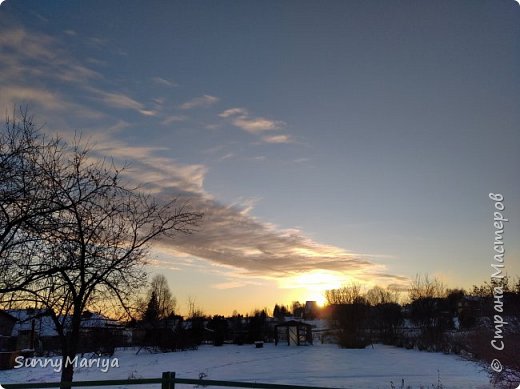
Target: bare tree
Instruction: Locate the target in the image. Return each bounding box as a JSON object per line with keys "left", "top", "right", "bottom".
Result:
{"left": 408, "top": 274, "right": 446, "bottom": 302}
{"left": 144, "top": 274, "right": 177, "bottom": 319}
{"left": 1, "top": 118, "right": 202, "bottom": 387}
{"left": 325, "top": 283, "right": 365, "bottom": 305}
{"left": 0, "top": 108, "right": 67, "bottom": 295}
{"left": 408, "top": 274, "right": 450, "bottom": 349}
{"left": 365, "top": 286, "right": 399, "bottom": 306}
{"left": 186, "top": 296, "right": 204, "bottom": 319}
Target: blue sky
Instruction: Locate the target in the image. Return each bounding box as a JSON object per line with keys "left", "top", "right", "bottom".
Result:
{"left": 1, "top": 0, "right": 519, "bottom": 315}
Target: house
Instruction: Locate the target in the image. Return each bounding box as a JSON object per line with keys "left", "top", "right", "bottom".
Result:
{"left": 7, "top": 309, "right": 58, "bottom": 352}
{"left": 6, "top": 309, "right": 128, "bottom": 354}
{"left": 77, "top": 311, "right": 129, "bottom": 355}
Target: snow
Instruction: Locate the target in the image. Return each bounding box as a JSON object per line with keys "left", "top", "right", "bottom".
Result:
{"left": 0, "top": 343, "right": 491, "bottom": 389}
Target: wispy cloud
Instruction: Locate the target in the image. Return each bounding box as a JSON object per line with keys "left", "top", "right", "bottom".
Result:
{"left": 95, "top": 91, "right": 156, "bottom": 116}
{"left": 161, "top": 115, "right": 186, "bottom": 126}
{"left": 92, "top": 140, "right": 207, "bottom": 195}
{"left": 232, "top": 117, "right": 284, "bottom": 133}
{"left": 219, "top": 153, "right": 234, "bottom": 161}
{"left": 91, "top": 138, "right": 401, "bottom": 285}
{"left": 0, "top": 27, "right": 106, "bottom": 124}
{"left": 0, "top": 84, "right": 103, "bottom": 121}
{"left": 219, "top": 108, "right": 248, "bottom": 118}
{"left": 0, "top": 85, "right": 67, "bottom": 112}
{"left": 212, "top": 280, "right": 262, "bottom": 290}
{"left": 152, "top": 77, "right": 178, "bottom": 88}
{"left": 179, "top": 95, "right": 219, "bottom": 110}
{"left": 0, "top": 25, "right": 161, "bottom": 124}
{"left": 263, "top": 134, "right": 292, "bottom": 144}
{"left": 219, "top": 107, "right": 289, "bottom": 144}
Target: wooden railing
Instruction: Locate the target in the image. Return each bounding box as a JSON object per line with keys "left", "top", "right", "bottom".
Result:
{"left": 2, "top": 372, "right": 344, "bottom": 389}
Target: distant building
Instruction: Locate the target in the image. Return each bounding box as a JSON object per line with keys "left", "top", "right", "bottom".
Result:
{"left": 304, "top": 301, "right": 319, "bottom": 319}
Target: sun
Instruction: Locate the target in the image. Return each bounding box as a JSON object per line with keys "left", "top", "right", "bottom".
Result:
{"left": 282, "top": 270, "right": 345, "bottom": 306}
{"left": 309, "top": 292, "right": 327, "bottom": 307}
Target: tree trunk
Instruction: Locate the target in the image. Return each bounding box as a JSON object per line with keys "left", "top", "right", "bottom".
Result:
{"left": 60, "top": 349, "right": 75, "bottom": 389}
{"left": 60, "top": 317, "right": 81, "bottom": 389}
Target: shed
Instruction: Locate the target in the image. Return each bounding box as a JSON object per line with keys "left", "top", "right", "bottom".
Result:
{"left": 274, "top": 320, "right": 313, "bottom": 346}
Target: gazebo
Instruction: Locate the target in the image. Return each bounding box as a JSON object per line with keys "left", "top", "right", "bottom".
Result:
{"left": 274, "top": 320, "right": 313, "bottom": 346}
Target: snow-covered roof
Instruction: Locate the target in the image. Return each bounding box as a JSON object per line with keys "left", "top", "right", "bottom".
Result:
{"left": 80, "top": 312, "right": 122, "bottom": 328}
{"left": 6, "top": 309, "right": 123, "bottom": 337}
{"left": 7, "top": 309, "right": 58, "bottom": 337}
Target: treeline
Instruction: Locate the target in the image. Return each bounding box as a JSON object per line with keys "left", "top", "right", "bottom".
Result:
{"left": 324, "top": 275, "right": 520, "bottom": 387}
{"left": 132, "top": 275, "right": 274, "bottom": 350}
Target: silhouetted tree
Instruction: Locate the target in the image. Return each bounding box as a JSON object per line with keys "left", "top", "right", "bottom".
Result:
{"left": 330, "top": 302, "right": 370, "bottom": 348}
{"left": 207, "top": 315, "right": 228, "bottom": 346}
{"left": 0, "top": 114, "right": 202, "bottom": 388}
{"left": 366, "top": 286, "right": 399, "bottom": 306}
{"left": 370, "top": 302, "right": 403, "bottom": 344}
{"left": 248, "top": 310, "right": 269, "bottom": 342}
{"left": 137, "top": 274, "right": 176, "bottom": 320}
{"left": 143, "top": 291, "right": 160, "bottom": 324}
{"left": 291, "top": 301, "right": 305, "bottom": 318}
{"left": 0, "top": 109, "right": 68, "bottom": 295}
{"left": 325, "top": 284, "right": 364, "bottom": 305}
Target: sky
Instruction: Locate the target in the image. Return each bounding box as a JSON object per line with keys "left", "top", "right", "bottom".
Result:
{"left": 0, "top": 0, "right": 519, "bottom": 316}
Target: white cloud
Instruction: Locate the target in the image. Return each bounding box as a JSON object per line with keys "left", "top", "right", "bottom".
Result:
{"left": 263, "top": 134, "right": 292, "bottom": 144}
{"left": 212, "top": 280, "right": 261, "bottom": 290}
{"left": 78, "top": 85, "right": 157, "bottom": 117}
{"left": 0, "top": 84, "right": 103, "bottom": 120}
{"left": 152, "top": 77, "right": 177, "bottom": 87}
{"left": 219, "top": 153, "right": 234, "bottom": 161}
{"left": 179, "top": 95, "right": 219, "bottom": 110}
{"left": 232, "top": 117, "right": 285, "bottom": 133}
{"left": 219, "top": 107, "right": 288, "bottom": 142}
{"left": 97, "top": 91, "right": 156, "bottom": 116}
{"left": 219, "top": 107, "right": 248, "bottom": 118}
{"left": 161, "top": 115, "right": 186, "bottom": 126}
{"left": 93, "top": 139, "right": 396, "bottom": 283}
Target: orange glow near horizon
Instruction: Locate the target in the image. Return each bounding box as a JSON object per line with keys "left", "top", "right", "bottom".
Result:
{"left": 281, "top": 270, "right": 345, "bottom": 307}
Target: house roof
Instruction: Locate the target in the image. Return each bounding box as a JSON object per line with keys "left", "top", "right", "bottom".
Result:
{"left": 7, "top": 309, "right": 58, "bottom": 337}
{"left": 6, "top": 309, "right": 123, "bottom": 337}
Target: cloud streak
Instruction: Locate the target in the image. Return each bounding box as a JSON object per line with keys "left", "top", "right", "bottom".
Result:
{"left": 94, "top": 90, "right": 157, "bottom": 116}
{"left": 151, "top": 77, "right": 177, "bottom": 88}
{"left": 232, "top": 117, "right": 284, "bottom": 133}
{"left": 91, "top": 141, "right": 407, "bottom": 288}
{"left": 179, "top": 95, "right": 219, "bottom": 110}
{"left": 263, "top": 134, "right": 292, "bottom": 144}
{"left": 219, "top": 107, "right": 293, "bottom": 144}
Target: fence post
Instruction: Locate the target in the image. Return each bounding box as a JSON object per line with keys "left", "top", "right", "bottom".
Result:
{"left": 161, "top": 371, "right": 175, "bottom": 389}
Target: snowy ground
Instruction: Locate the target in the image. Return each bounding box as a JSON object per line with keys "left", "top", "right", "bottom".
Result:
{"left": 0, "top": 343, "right": 491, "bottom": 389}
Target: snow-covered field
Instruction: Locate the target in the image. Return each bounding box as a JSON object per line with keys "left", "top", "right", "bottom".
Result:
{"left": 0, "top": 343, "right": 491, "bottom": 389}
